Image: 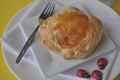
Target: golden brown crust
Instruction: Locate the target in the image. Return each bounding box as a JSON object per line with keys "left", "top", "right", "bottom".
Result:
{"left": 40, "top": 7, "right": 103, "bottom": 59}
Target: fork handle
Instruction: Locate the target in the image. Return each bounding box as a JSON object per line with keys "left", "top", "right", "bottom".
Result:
{"left": 16, "top": 25, "right": 40, "bottom": 64}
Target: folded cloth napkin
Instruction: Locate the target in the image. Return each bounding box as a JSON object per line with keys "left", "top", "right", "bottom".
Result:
{"left": 1, "top": 0, "right": 120, "bottom": 80}
{"left": 0, "top": 0, "right": 49, "bottom": 65}
{"left": 1, "top": 0, "right": 60, "bottom": 65}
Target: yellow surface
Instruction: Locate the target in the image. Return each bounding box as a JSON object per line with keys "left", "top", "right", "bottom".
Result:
{"left": 113, "top": 0, "right": 120, "bottom": 14}
{"left": 115, "top": 74, "right": 120, "bottom": 80}
{"left": 0, "top": 0, "right": 120, "bottom": 80}
{"left": 0, "top": 0, "right": 34, "bottom": 80}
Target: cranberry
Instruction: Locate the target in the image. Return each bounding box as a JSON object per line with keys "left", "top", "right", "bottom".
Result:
{"left": 76, "top": 69, "right": 90, "bottom": 78}
{"left": 97, "top": 58, "right": 108, "bottom": 70}
{"left": 92, "top": 70, "right": 103, "bottom": 80}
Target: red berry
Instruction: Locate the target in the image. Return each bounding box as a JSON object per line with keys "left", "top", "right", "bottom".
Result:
{"left": 92, "top": 70, "right": 103, "bottom": 80}
{"left": 76, "top": 69, "right": 86, "bottom": 78}
{"left": 97, "top": 58, "right": 108, "bottom": 70}
{"left": 76, "top": 69, "right": 90, "bottom": 78}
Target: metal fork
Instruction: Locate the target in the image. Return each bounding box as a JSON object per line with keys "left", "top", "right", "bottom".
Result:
{"left": 16, "top": 2, "right": 55, "bottom": 64}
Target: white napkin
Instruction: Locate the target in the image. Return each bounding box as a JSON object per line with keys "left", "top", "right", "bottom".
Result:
{"left": 1, "top": 0, "right": 60, "bottom": 65}
{"left": 0, "top": 0, "right": 47, "bottom": 65}
{"left": 1, "top": 0, "right": 120, "bottom": 80}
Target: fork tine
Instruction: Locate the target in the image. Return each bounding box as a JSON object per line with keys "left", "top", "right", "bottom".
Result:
{"left": 40, "top": 2, "right": 55, "bottom": 19}
{"left": 42, "top": 2, "right": 53, "bottom": 17}
{"left": 39, "top": 1, "right": 50, "bottom": 18}
{"left": 48, "top": 3, "right": 55, "bottom": 16}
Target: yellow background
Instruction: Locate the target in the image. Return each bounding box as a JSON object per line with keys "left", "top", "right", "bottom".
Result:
{"left": 0, "top": 0, "right": 119, "bottom": 80}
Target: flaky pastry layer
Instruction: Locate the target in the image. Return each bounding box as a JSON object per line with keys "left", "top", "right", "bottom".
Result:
{"left": 40, "top": 7, "right": 103, "bottom": 59}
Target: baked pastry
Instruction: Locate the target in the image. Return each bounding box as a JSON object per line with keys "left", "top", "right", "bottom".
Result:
{"left": 40, "top": 7, "right": 103, "bottom": 59}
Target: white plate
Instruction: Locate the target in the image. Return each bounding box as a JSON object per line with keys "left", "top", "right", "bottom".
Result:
{"left": 2, "top": 0, "right": 119, "bottom": 80}
{"left": 20, "top": 3, "right": 116, "bottom": 78}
